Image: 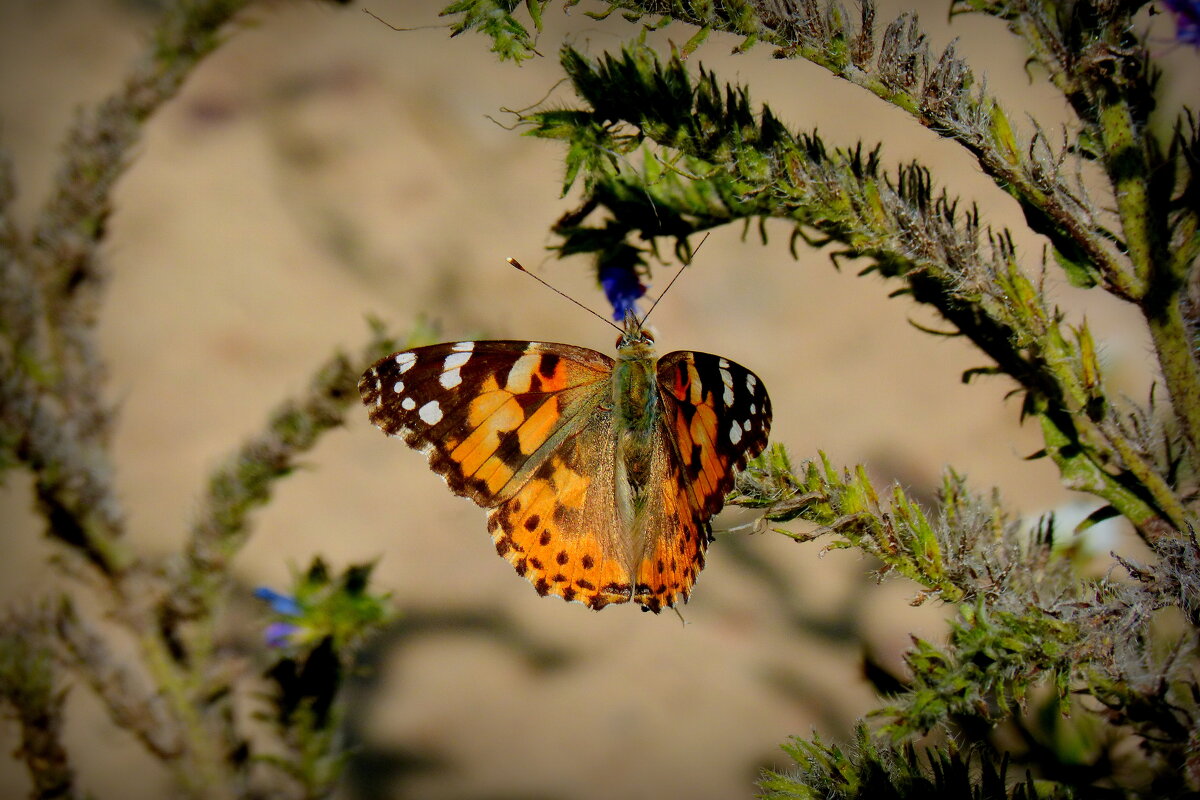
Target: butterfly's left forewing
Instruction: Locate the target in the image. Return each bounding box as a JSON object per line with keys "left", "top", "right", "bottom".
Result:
{"left": 359, "top": 341, "right": 613, "bottom": 507}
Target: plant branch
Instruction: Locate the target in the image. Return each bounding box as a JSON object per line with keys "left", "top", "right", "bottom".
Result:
{"left": 527, "top": 43, "right": 1185, "bottom": 540}
{"left": 0, "top": 363, "right": 131, "bottom": 575}
{"left": 27, "top": 0, "right": 256, "bottom": 443}
{"left": 0, "top": 612, "right": 78, "bottom": 800}
{"left": 53, "top": 598, "right": 184, "bottom": 762}
{"left": 451, "top": 0, "right": 1137, "bottom": 296}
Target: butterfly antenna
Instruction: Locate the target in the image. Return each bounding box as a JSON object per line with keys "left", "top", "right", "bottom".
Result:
{"left": 507, "top": 258, "right": 623, "bottom": 334}
{"left": 362, "top": 8, "right": 445, "bottom": 32}
{"left": 638, "top": 232, "right": 711, "bottom": 326}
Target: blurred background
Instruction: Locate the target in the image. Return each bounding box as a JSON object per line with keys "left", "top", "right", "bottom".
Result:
{"left": 0, "top": 0, "right": 1195, "bottom": 797}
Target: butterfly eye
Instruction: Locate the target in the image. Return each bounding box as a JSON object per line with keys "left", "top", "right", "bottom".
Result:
{"left": 643, "top": 330, "right": 655, "bottom": 343}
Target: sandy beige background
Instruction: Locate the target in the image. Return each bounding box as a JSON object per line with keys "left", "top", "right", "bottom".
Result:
{"left": 1, "top": 0, "right": 1194, "bottom": 797}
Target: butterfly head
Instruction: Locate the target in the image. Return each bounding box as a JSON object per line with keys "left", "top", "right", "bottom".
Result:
{"left": 615, "top": 306, "right": 656, "bottom": 360}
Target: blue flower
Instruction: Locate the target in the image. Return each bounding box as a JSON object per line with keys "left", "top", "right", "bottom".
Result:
{"left": 254, "top": 586, "right": 304, "bottom": 617}
{"left": 599, "top": 263, "right": 646, "bottom": 320}
{"left": 255, "top": 586, "right": 306, "bottom": 647}
{"left": 1162, "top": 0, "right": 1200, "bottom": 45}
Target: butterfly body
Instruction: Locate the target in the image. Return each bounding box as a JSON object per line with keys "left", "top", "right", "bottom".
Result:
{"left": 611, "top": 333, "right": 660, "bottom": 517}
{"left": 360, "top": 314, "right": 771, "bottom": 613}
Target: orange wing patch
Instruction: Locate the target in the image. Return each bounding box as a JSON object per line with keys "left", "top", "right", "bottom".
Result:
{"left": 488, "top": 427, "right": 636, "bottom": 610}
{"left": 633, "top": 462, "right": 708, "bottom": 613}
{"left": 657, "top": 351, "right": 772, "bottom": 519}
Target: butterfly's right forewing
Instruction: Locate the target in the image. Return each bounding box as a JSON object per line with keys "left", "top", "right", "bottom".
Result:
{"left": 359, "top": 341, "right": 613, "bottom": 508}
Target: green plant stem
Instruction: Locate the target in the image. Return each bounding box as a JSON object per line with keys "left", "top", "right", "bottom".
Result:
{"left": 1036, "top": 404, "right": 1169, "bottom": 539}
{"left": 1096, "top": 415, "right": 1190, "bottom": 532}
{"left": 1033, "top": 318, "right": 1186, "bottom": 536}
{"left": 136, "top": 629, "right": 236, "bottom": 800}
{"left": 1146, "top": 292, "right": 1200, "bottom": 462}
{"left": 1099, "top": 102, "right": 1154, "bottom": 290}
{"left": 1097, "top": 98, "right": 1200, "bottom": 462}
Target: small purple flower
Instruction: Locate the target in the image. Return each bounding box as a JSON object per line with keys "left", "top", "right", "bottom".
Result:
{"left": 264, "top": 621, "right": 301, "bottom": 649}
{"left": 1162, "top": 0, "right": 1200, "bottom": 45}
{"left": 599, "top": 263, "right": 646, "bottom": 320}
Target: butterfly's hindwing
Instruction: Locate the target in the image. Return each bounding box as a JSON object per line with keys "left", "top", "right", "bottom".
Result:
{"left": 630, "top": 438, "right": 710, "bottom": 613}
{"left": 486, "top": 407, "right": 641, "bottom": 610}
{"left": 359, "top": 341, "right": 612, "bottom": 507}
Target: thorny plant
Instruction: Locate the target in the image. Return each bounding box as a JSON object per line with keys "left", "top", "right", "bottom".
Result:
{"left": 446, "top": 0, "right": 1200, "bottom": 796}
{"left": 0, "top": 0, "right": 1198, "bottom": 799}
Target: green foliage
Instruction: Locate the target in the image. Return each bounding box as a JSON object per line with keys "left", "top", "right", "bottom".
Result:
{"left": 256, "top": 560, "right": 393, "bottom": 796}
{"left": 760, "top": 724, "right": 1068, "bottom": 799}
{"left": 892, "top": 600, "right": 1079, "bottom": 733}
{"left": 260, "top": 559, "right": 392, "bottom": 655}
{"left": 0, "top": 3, "right": 422, "bottom": 794}
{"left": 440, "top": 0, "right": 552, "bottom": 62}
{"left": 736, "top": 444, "right": 1200, "bottom": 793}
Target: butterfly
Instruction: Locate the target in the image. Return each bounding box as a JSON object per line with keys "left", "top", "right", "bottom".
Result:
{"left": 358, "top": 309, "right": 771, "bottom": 613}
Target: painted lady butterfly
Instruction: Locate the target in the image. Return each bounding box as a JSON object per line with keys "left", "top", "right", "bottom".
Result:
{"left": 359, "top": 310, "right": 771, "bottom": 613}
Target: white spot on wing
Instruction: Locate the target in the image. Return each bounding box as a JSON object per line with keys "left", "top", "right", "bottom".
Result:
{"left": 720, "top": 367, "right": 734, "bottom": 405}
{"left": 419, "top": 400, "right": 443, "bottom": 425}
{"left": 718, "top": 358, "right": 730, "bottom": 369}
{"left": 729, "top": 422, "right": 743, "bottom": 444}
{"left": 401, "top": 397, "right": 416, "bottom": 411}
{"left": 395, "top": 352, "right": 417, "bottom": 374}
{"left": 439, "top": 369, "right": 462, "bottom": 389}
{"left": 393, "top": 381, "right": 404, "bottom": 394}
{"left": 746, "top": 373, "right": 757, "bottom": 392}
{"left": 452, "top": 342, "right": 475, "bottom": 352}
{"left": 444, "top": 351, "right": 472, "bottom": 370}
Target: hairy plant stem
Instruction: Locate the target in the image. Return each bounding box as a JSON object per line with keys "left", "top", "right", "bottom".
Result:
{"left": 1146, "top": 291, "right": 1200, "bottom": 464}
{"left": 136, "top": 629, "right": 236, "bottom": 800}
{"left": 1096, "top": 90, "right": 1200, "bottom": 465}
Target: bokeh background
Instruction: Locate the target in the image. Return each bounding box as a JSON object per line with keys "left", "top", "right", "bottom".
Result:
{"left": 0, "top": 0, "right": 1195, "bottom": 797}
